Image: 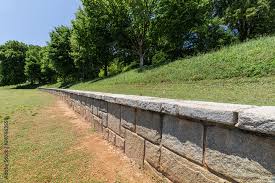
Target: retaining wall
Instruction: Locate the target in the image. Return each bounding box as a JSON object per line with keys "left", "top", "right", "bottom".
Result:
{"left": 40, "top": 88, "right": 275, "bottom": 183}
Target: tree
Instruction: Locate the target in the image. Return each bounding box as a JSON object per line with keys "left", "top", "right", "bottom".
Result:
{"left": 0, "top": 41, "right": 28, "bottom": 85}
{"left": 24, "top": 46, "right": 43, "bottom": 84}
{"left": 40, "top": 47, "right": 57, "bottom": 83}
{"left": 71, "top": 7, "right": 102, "bottom": 79}
{"left": 214, "top": 0, "right": 275, "bottom": 41}
{"left": 117, "top": 0, "right": 157, "bottom": 68}
{"left": 153, "top": 0, "right": 211, "bottom": 58}
{"left": 48, "top": 26, "right": 76, "bottom": 81}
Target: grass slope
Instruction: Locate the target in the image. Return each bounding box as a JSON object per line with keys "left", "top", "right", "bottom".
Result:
{"left": 45, "top": 36, "right": 275, "bottom": 106}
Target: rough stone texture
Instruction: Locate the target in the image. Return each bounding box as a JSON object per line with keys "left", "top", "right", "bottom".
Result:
{"left": 160, "top": 147, "right": 228, "bottom": 183}
{"left": 103, "top": 128, "right": 109, "bottom": 140}
{"left": 121, "top": 105, "right": 136, "bottom": 131}
{"left": 136, "top": 109, "right": 161, "bottom": 144}
{"left": 177, "top": 101, "right": 253, "bottom": 125}
{"left": 205, "top": 126, "right": 275, "bottom": 183}
{"left": 120, "top": 126, "right": 126, "bottom": 138}
{"left": 94, "top": 116, "right": 103, "bottom": 133}
{"left": 237, "top": 106, "right": 275, "bottom": 135}
{"left": 144, "top": 161, "right": 171, "bottom": 183}
{"left": 162, "top": 115, "right": 204, "bottom": 164}
{"left": 99, "top": 100, "right": 108, "bottom": 112}
{"left": 108, "top": 130, "right": 116, "bottom": 145}
{"left": 93, "top": 99, "right": 100, "bottom": 116}
{"left": 145, "top": 141, "right": 161, "bottom": 169}
{"left": 108, "top": 103, "right": 121, "bottom": 134}
{"left": 125, "top": 130, "right": 145, "bottom": 167}
{"left": 115, "top": 135, "right": 125, "bottom": 151}
{"left": 101, "top": 112, "right": 108, "bottom": 127}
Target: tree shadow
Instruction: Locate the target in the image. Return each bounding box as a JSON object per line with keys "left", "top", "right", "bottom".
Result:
{"left": 12, "top": 83, "right": 44, "bottom": 89}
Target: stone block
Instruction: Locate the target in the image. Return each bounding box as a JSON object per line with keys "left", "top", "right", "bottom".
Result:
{"left": 101, "top": 112, "right": 108, "bottom": 127}
{"left": 99, "top": 100, "right": 108, "bottom": 112}
{"left": 160, "top": 147, "right": 227, "bottom": 183}
{"left": 108, "top": 130, "right": 116, "bottom": 145}
{"left": 145, "top": 141, "right": 160, "bottom": 169}
{"left": 93, "top": 99, "right": 100, "bottom": 116}
{"left": 205, "top": 126, "right": 275, "bottom": 183}
{"left": 120, "top": 126, "right": 126, "bottom": 138}
{"left": 103, "top": 128, "right": 109, "bottom": 140}
{"left": 121, "top": 105, "right": 136, "bottom": 131}
{"left": 162, "top": 115, "right": 204, "bottom": 164}
{"left": 237, "top": 106, "right": 275, "bottom": 135}
{"left": 136, "top": 109, "right": 161, "bottom": 144}
{"left": 115, "top": 135, "right": 125, "bottom": 151}
{"left": 94, "top": 116, "right": 102, "bottom": 133}
{"left": 108, "top": 103, "right": 121, "bottom": 134}
{"left": 177, "top": 101, "right": 253, "bottom": 125}
{"left": 144, "top": 161, "right": 171, "bottom": 183}
{"left": 125, "top": 130, "right": 145, "bottom": 167}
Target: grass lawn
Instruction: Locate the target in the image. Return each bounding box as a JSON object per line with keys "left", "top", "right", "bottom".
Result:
{"left": 0, "top": 87, "right": 100, "bottom": 182}
{"left": 45, "top": 36, "right": 275, "bottom": 106}
{"left": 46, "top": 76, "right": 275, "bottom": 106}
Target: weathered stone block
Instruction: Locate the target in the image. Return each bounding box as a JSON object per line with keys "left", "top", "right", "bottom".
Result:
{"left": 160, "top": 147, "right": 227, "bottom": 183}
{"left": 136, "top": 109, "right": 161, "bottom": 144}
{"left": 145, "top": 141, "right": 160, "bottom": 169}
{"left": 237, "top": 106, "right": 275, "bottom": 135}
{"left": 101, "top": 112, "right": 108, "bottom": 127}
{"left": 205, "top": 126, "right": 275, "bottom": 183}
{"left": 162, "top": 115, "right": 204, "bottom": 164}
{"left": 103, "top": 127, "right": 109, "bottom": 140}
{"left": 121, "top": 105, "right": 136, "bottom": 131}
{"left": 99, "top": 100, "right": 108, "bottom": 112}
{"left": 115, "top": 135, "right": 125, "bottom": 151}
{"left": 125, "top": 130, "right": 145, "bottom": 167}
{"left": 108, "top": 130, "right": 116, "bottom": 145}
{"left": 108, "top": 103, "right": 121, "bottom": 134}
{"left": 177, "top": 101, "right": 253, "bottom": 125}
{"left": 144, "top": 161, "right": 171, "bottom": 183}
{"left": 93, "top": 99, "right": 100, "bottom": 116}
{"left": 120, "top": 126, "right": 126, "bottom": 138}
{"left": 94, "top": 116, "right": 102, "bottom": 133}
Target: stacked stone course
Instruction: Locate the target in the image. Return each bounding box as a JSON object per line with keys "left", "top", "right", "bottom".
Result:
{"left": 40, "top": 88, "right": 275, "bottom": 183}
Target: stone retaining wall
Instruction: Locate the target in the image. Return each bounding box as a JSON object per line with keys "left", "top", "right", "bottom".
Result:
{"left": 40, "top": 88, "right": 275, "bottom": 183}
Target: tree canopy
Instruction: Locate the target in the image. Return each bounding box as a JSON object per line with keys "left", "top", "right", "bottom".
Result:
{"left": 0, "top": 0, "right": 274, "bottom": 86}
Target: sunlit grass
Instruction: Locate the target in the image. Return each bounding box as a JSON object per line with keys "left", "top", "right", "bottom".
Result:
{"left": 0, "top": 87, "right": 100, "bottom": 182}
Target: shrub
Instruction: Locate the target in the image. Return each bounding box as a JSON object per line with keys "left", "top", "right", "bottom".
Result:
{"left": 152, "top": 51, "right": 170, "bottom": 66}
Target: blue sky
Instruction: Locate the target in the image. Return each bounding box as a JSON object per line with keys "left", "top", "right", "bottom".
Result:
{"left": 0, "top": 0, "right": 81, "bottom": 46}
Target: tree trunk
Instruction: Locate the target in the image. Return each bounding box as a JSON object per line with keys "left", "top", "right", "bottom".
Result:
{"left": 104, "top": 64, "right": 108, "bottom": 77}
{"left": 139, "top": 54, "right": 144, "bottom": 68}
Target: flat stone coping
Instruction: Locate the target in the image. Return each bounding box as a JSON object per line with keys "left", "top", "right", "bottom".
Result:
{"left": 40, "top": 88, "right": 275, "bottom": 136}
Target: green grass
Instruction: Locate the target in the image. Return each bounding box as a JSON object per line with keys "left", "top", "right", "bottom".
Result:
{"left": 0, "top": 87, "right": 100, "bottom": 182}
{"left": 45, "top": 36, "right": 275, "bottom": 106}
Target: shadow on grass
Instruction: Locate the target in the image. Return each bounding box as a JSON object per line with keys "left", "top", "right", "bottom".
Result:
{"left": 12, "top": 83, "right": 44, "bottom": 89}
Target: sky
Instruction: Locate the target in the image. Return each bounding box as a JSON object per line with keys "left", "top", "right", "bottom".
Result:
{"left": 0, "top": 0, "right": 81, "bottom": 46}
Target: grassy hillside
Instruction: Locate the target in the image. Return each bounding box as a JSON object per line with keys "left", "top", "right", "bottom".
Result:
{"left": 45, "top": 36, "right": 275, "bottom": 106}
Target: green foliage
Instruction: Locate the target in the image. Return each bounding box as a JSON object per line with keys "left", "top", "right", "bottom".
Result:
{"left": 152, "top": 51, "right": 170, "bottom": 65}
{"left": 48, "top": 26, "right": 76, "bottom": 81}
{"left": 40, "top": 47, "right": 57, "bottom": 83}
{"left": 0, "top": 41, "right": 28, "bottom": 85}
{"left": 24, "top": 46, "right": 43, "bottom": 84}
{"left": 214, "top": 0, "right": 275, "bottom": 41}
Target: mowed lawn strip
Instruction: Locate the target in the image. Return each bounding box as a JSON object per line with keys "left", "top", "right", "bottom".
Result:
{"left": 0, "top": 88, "right": 100, "bottom": 183}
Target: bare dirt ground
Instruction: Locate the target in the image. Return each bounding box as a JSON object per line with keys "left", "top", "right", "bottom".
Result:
{"left": 52, "top": 100, "right": 158, "bottom": 183}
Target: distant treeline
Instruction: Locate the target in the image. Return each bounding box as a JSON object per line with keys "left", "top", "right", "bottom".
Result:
{"left": 1, "top": 0, "right": 275, "bottom": 86}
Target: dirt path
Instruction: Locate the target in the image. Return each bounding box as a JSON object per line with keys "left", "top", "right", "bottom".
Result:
{"left": 51, "top": 100, "right": 158, "bottom": 183}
